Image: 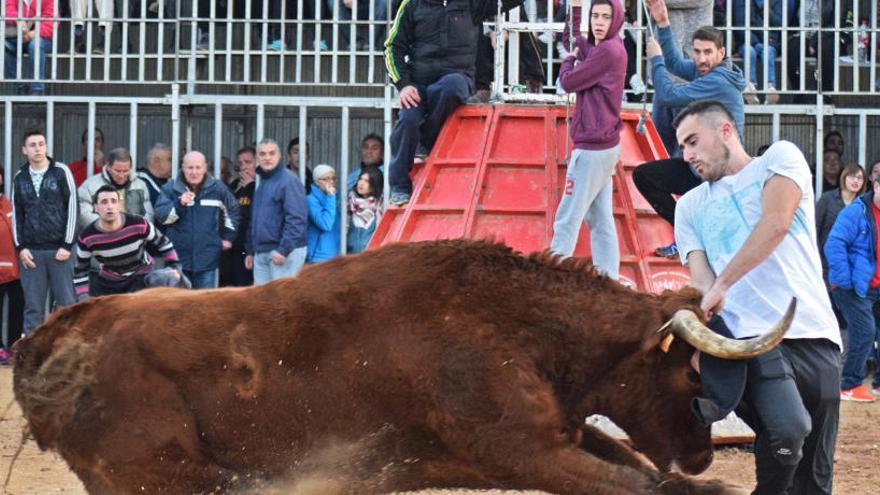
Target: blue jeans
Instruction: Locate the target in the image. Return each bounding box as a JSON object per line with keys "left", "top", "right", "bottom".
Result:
{"left": 832, "top": 288, "right": 880, "bottom": 389}
{"left": 184, "top": 270, "right": 216, "bottom": 289}
{"left": 4, "top": 37, "right": 50, "bottom": 92}
{"left": 253, "top": 246, "right": 307, "bottom": 285}
{"left": 325, "top": 0, "right": 387, "bottom": 45}
{"left": 739, "top": 42, "right": 777, "bottom": 87}
{"left": 389, "top": 73, "right": 472, "bottom": 195}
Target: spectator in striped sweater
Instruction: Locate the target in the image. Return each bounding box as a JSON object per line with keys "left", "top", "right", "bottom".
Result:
{"left": 74, "top": 185, "right": 180, "bottom": 299}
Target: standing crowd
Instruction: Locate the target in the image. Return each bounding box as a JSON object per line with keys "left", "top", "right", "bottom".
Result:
{"left": 0, "top": 129, "right": 386, "bottom": 362}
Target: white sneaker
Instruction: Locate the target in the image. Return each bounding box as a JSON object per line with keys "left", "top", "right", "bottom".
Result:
{"left": 743, "top": 82, "right": 760, "bottom": 105}
{"left": 765, "top": 84, "right": 779, "bottom": 104}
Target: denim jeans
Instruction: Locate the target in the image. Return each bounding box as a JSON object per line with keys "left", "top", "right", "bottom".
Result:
{"left": 4, "top": 37, "right": 51, "bottom": 92}
{"left": 253, "top": 246, "right": 307, "bottom": 285}
{"left": 325, "top": 0, "right": 388, "bottom": 46}
{"left": 389, "top": 72, "right": 472, "bottom": 195}
{"left": 832, "top": 288, "right": 880, "bottom": 389}
{"left": 739, "top": 42, "right": 777, "bottom": 87}
{"left": 184, "top": 269, "right": 217, "bottom": 289}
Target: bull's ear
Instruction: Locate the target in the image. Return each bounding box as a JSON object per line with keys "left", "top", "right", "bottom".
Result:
{"left": 640, "top": 322, "right": 672, "bottom": 353}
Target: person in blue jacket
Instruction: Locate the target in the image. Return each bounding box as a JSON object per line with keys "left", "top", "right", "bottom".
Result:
{"left": 306, "top": 164, "right": 341, "bottom": 263}
{"left": 245, "top": 139, "right": 309, "bottom": 284}
{"left": 155, "top": 151, "right": 239, "bottom": 289}
{"left": 824, "top": 179, "right": 880, "bottom": 402}
{"left": 632, "top": 0, "right": 747, "bottom": 259}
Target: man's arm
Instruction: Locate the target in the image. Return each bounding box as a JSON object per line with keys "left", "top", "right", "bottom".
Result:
{"left": 651, "top": 62, "right": 726, "bottom": 107}
{"left": 278, "top": 180, "right": 309, "bottom": 257}
{"left": 73, "top": 238, "right": 92, "bottom": 300}
{"left": 824, "top": 204, "right": 859, "bottom": 290}
{"left": 77, "top": 183, "right": 98, "bottom": 228}
{"left": 685, "top": 250, "right": 716, "bottom": 294}
{"left": 60, "top": 165, "right": 78, "bottom": 250}
{"left": 656, "top": 25, "right": 697, "bottom": 80}
{"left": 700, "top": 174, "right": 802, "bottom": 314}
{"left": 384, "top": 0, "right": 414, "bottom": 91}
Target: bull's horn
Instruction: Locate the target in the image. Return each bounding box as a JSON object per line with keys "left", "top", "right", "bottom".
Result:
{"left": 669, "top": 298, "right": 796, "bottom": 359}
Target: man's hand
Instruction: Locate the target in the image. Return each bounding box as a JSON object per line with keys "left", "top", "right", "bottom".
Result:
{"left": 221, "top": 240, "right": 232, "bottom": 251}
{"left": 488, "top": 30, "right": 508, "bottom": 50}
{"left": 245, "top": 255, "right": 254, "bottom": 270}
{"left": 271, "top": 251, "right": 286, "bottom": 265}
{"left": 55, "top": 248, "right": 71, "bottom": 262}
{"left": 646, "top": 0, "right": 670, "bottom": 28}
{"left": 399, "top": 85, "right": 421, "bottom": 109}
{"left": 19, "top": 248, "right": 36, "bottom": 269}
{"left": 570, "top": 0, "right": 583, "bottom": 6}
{"left": 22, "top": 29, "right": 34, "bottom": 43}
{"left": 343, "top": 0, "right": 353, "bottom": 7}
{"left": 568, "top": 46, "right": 580, "bottom": 60}
{"left": 700, "top": 281, "right": 728, "bottom": 317}
{"left": 646, "top": 37, "right": 662, "bottom": 58}
{"left": 180, "top": 191, "right": 196, "bottom": 206}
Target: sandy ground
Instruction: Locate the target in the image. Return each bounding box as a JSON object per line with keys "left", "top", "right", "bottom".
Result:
{"left": 1, "top": 366, "right": 878, "bottom": 494}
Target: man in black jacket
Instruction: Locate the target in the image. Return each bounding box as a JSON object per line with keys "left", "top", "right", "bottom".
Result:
{"left": 12, "top": 129, "right": 78, "bottom": 334}
{"left": 384, "top": 0, "right": 522, "bottom": 206}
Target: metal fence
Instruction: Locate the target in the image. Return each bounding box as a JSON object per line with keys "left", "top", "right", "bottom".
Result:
{"left": 3, "top": 0, "right": 880, "bottom": 97}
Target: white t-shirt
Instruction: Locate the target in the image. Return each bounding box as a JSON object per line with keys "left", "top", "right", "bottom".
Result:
{"left": 674, "top": 141, "right": 840, "bottom": 346}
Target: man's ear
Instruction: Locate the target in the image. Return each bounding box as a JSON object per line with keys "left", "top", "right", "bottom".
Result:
{"left": 718, "top": 47, "right": 726, "bottom": 59}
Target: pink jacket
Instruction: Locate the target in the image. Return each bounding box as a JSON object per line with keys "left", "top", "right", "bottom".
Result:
{"left": 4, "top": 0, "right": 56, "bottom": 40}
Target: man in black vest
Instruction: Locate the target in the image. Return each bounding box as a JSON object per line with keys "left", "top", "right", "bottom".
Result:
{"left": 384, "top": 0, "right": 523, "bottom": 206}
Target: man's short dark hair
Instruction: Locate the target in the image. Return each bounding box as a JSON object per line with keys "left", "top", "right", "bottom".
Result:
{"left": 692, "top": 26, "right": 724, "bottom": 50}
{"left": 80, "top": 127, "right": 105, "bottom": 143}
{"left": 362, "top": 133, "right": 384, "bottom": 150}
{"left": 287, "top": 138, "right": 299, "bottom": 154}
{"left": 236, "top": 146, "right": 256, "bottom": 159}
{"left": 92, "top": 184, "right": 120, "bottom": 204}
{"left": 672, "top": 99, "right": 736, "bottom": 130}
{"left": 822, "top": 148, "right": 842, "bottom": 159}
{"left": 823, "top": 130, "right": 844, "bottom": 149}
{"left": 107, "top": 147, "right": 132, "bottom": 166}
{"left": 22, "top": 128, "right": 45, "bottom": 145}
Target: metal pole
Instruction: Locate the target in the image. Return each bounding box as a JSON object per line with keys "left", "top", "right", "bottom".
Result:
{"left": 171, "top": 84, "right": 181, "bottom": 178}
{"left": 340, "top": 106, "right": 350, "bottom": 255}
{"left": 214, "top": 104, "right": 224, "bottom": 178}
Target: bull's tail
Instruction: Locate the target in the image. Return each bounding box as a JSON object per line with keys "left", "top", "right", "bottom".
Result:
{"left": 12, "top": 304, "right": 101, "bottom": 451}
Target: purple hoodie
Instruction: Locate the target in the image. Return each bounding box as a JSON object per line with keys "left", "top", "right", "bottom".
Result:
{"left": 559, "top": 0, "right": 627, "bottom": 151}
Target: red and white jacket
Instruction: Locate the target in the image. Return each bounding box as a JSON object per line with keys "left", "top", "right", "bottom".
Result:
{"left": 0, "top": 195, "right": 20, "bottom": 284}
{"left": 4, "top": 0, "right": 56, "bottom": 40}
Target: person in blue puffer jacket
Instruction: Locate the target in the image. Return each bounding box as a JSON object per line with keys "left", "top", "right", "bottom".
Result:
{"left": 306, "top": 164, "right": 340, "bottom": 263}
{"left": 155, "top": 151, "right": 239, "bottom": 289}
{"left": 824, "top": 180, "right": 880, "bottom": 401}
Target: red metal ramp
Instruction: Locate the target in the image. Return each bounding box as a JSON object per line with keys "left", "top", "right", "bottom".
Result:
{"left": 370, "top": 104, "right": 688, "bottom": 294}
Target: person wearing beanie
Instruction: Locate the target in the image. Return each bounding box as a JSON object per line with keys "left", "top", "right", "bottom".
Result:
{"left": 245, "top": 139, "right": 309, "bottom": 284}
{"left": 306, "top": 165, "right": 341, "bottom": 263}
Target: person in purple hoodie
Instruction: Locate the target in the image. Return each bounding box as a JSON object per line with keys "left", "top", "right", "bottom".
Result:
{"left": 550, "top": 0, "right": 627, "bottom": 280}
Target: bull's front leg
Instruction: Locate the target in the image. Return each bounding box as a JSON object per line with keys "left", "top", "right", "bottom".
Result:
{"left": 578, "top": 425, "right": 749, "bottom": 495}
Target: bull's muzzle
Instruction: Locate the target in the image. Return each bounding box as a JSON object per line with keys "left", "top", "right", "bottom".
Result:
{"left": 667, "top": 298, "right": 796, "bottom": 359}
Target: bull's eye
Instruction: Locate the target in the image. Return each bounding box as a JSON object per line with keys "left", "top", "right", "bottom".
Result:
{"left": 687, "top": 370, "right": 701, "bottom": 385}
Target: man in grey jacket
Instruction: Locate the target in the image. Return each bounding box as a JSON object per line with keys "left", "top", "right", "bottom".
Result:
{"left": 77, "top": 147, "right": 154, "bottom": 228}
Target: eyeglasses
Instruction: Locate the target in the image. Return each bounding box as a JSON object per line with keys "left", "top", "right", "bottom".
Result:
{"left": 318, "top": 176, "right": 336, "bottom": 182}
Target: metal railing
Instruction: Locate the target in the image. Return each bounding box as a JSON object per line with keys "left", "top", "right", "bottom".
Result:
{"left": 2, "top": 0, "right": 880, "bottom": 97}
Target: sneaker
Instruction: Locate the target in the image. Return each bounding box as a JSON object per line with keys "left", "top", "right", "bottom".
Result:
{"left": 390, "top": 192, "right": 411, "bottom": 206}
{"left": 267, "top": 39, "right": 285, "bottom": 51}
{"left": 524, "top": 77, "right": 543, "bottom": 94}
{"left": 765, "top": 84, "right": 779, "bottom": 104}
{"left": 197, "top": 32, "right": 210, "bottom": 52}
{"left": 0, "top": 348, "right": 10, "bottom": 364}
{"left": 92, "top": 26, "right": 106, "bottom": 55}
{"left": 468, "top": 88, "right": 491, "bottom": 104}
{"left": 413, "top": 144, "right": 428, "bottom": 165}
{"left": 743, "top": 82, "right": 760, "bottom": 105}
{"left": 655, "top": 242, "right": 678, "bottom": 258}
{"left": 841, "top": 385, "right": 876, "bottom": 402}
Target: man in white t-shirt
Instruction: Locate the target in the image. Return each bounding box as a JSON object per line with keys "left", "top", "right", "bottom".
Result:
{"left": 673, "top": 100, "right": 841, "bottom": 494}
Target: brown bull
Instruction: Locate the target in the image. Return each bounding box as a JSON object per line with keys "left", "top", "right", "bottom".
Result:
{"left": 13, "top": 239, "right": 790, "bottom": 495}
